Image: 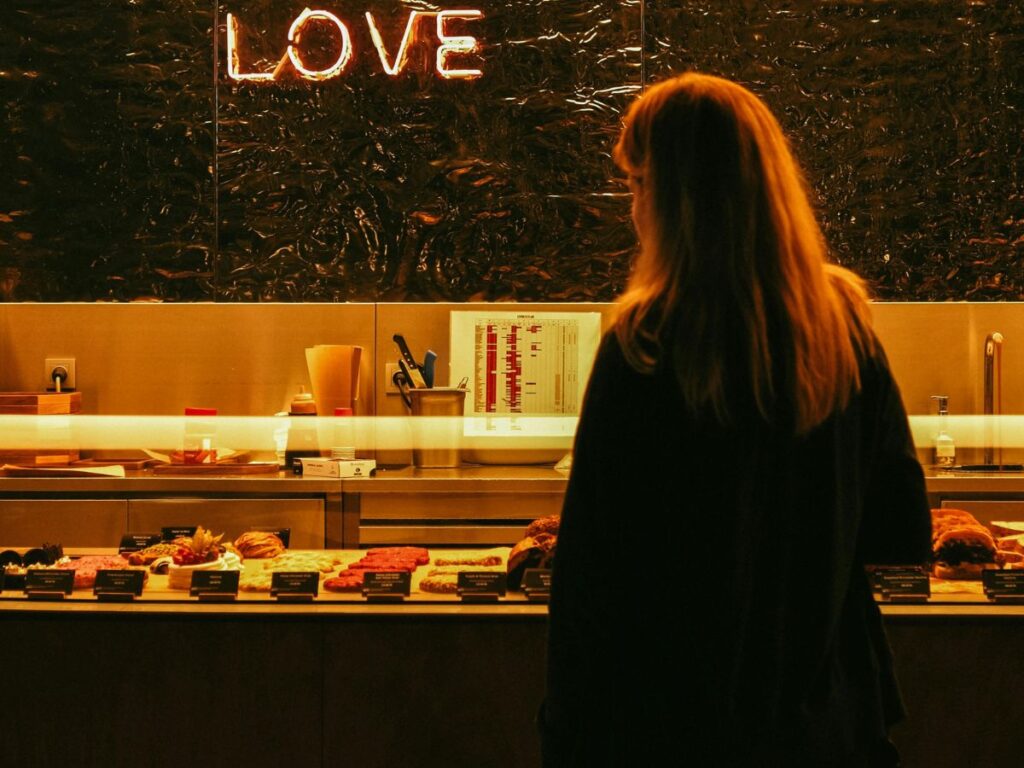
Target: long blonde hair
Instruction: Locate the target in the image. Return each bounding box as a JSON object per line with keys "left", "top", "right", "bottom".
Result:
{"left": 613, "top": 73, "right": 874, "bottom": 434}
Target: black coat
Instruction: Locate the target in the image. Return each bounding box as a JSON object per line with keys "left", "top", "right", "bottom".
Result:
{"left": 541, "top": 332, "right": 931, "bottom": 767}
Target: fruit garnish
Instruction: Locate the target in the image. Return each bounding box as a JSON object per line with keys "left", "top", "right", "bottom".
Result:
{"left": 170, "top": 525, "right": 226, "bottom": 566}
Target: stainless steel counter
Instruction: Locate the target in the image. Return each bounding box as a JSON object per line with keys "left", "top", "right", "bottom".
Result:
{"left": 0, "top": 465, "right": 1019, "bottom": 494}
{"left": 0, "top": 473, "right": 339, "bottom": 494}
{"left": 2, "top": 465, "right": 1023, "bottom": 549}
{"left": 923, "top": 467, "right": 1024, "bottom": 494}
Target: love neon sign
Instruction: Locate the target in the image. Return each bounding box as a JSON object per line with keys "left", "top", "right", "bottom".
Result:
{"left": 226, "top": 7, "right": 484, "bottom": 82}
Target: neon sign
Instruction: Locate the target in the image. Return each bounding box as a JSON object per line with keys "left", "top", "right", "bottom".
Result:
{"left": 226, "top": 7, "right": 484, "bottom": 82}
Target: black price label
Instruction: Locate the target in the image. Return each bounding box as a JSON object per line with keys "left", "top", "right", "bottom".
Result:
{"left": 982, "top": 570, "right": 1024, "bottom": 599}
{"left": 119, "top": 533, "right": 162, "bottom": 554}
{"left": 271, "top": 571, "right": 319, "bottom": 599}
{"left": 25, "top": 569, "right": 74, "bottom": 596}
{"left": 362, "top": 571, "right": 411, "bottom": 600}
{"left": 250, "top": 527, "right": 291, "bottom": 547}
{"left": 190, "top": 570, "right": 240, "bottom": 598}
{"left": 457, "top": 571, "right": 506, "bottom": 601}
{"left": 523, "top": 568, "right": 552, "bottom": 602}
{"left": 872, "top": 567, "right": 929, "bottom": 601}
{"left": 162, "top": 526, "right": 197, "bottom": 542}
{"left": 94, "top": 569, "right": 145, "bottom": 598}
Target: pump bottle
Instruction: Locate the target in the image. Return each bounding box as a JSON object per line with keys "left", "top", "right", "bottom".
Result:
{"left": 930, "top": 395, "right": 956, "bottom": 468}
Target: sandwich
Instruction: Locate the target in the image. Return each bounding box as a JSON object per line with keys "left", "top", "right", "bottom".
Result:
{"left": 931, "top": 508, "right": 997, "bottom": 580}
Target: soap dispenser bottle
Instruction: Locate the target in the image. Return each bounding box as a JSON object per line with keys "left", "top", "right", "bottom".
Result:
{"left": 930, "top": 395, "right": 956, "bottom": 468}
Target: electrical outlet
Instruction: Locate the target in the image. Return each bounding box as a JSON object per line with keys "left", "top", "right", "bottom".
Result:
{"left": 385, "top": 363, "right": 403, "bottom": 394}
{"left": 45, "top": 357, "right": 76, "bottom": 391}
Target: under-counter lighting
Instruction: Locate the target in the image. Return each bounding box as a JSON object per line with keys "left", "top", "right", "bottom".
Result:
{"left": 2, "top": 414, "right": 1020, "bottom": 453}
{"left": 0, "top": 415, "right": 577, "bottom": 452}
{"left": 908, "top": 415, "right": 1024, "bottom": 449}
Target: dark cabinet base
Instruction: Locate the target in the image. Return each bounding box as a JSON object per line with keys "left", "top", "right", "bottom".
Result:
{"left": 1, "top": 610, "right": 1020, "bottom": 768}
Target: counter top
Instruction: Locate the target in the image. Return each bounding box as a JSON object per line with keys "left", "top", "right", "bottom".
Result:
{"left": 0, "top": 472, "right": 340, "bottom": 494}
{"left": 1, "top": 464, "right": 1017, "bottom": 494}
{"left": 0, "top": 464, "right": 570, "bottom": 494}
{"left": 342, "top": 464, "right": 570, "bottom": 493}
{"left": 922, "top": 467, "right": 1024, "bottom": 493}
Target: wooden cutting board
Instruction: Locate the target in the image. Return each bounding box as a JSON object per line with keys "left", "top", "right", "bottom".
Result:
{"left": 0, "top": 450, "right": 80, "bottom": 466}
{"left": 0, "top": 391, "right": 82, "bottom": 414}
{"left": 151, "top": 462, "right": 280, "bottom": 475}
{"left": 72, "top": 458, "right": 156, "bottom": 470}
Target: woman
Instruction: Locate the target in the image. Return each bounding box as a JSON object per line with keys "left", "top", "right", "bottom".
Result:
{"left": 541, "top": 73, "right": 931, "bottom": 767}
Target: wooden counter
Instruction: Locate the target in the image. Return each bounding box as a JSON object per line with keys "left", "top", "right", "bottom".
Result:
{"left": 1, "top": 592, "right": 1021, "bottom": 768}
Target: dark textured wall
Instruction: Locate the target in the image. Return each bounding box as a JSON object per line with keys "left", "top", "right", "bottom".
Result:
{"left": 0, "top": 1, "right": 1021, "bottom": 302}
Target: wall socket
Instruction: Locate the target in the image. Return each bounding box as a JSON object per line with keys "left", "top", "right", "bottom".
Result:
{"left": 385, "top": 363, "right": 402, "bottom": 394}
{"left": 45, "top": 357, "right": 76, "bottom": 390}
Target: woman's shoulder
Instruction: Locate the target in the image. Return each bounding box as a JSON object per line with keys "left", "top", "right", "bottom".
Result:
{"left": 592, "top": 329, "right": 647, "bottom": 380}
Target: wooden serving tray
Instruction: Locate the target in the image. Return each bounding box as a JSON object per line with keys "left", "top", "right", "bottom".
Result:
{"left": 0, "top": 391, "right": 82, "bottom": 414}
{"left": 151, "top": 462, "right": 280, "bottom": 475}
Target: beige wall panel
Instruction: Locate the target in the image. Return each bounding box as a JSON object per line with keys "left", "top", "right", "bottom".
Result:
{"left": 0, "top": 303, "right": 376, "bottom": 417}
{"left": 127, "top": 498, "right": 325, "bottom": 548}
{"left": 3, "top": 300, "right": 1024, "bottom": 464}
{"left": 0, "top": 499, "right": 126, "bottom": 547}
{"left": 357, "top": 524, "right": 528, "bottom": 546}
{"left": 873, "top": 302, "right": 1024, "bottom": 416}
{"left": 358, "top": 492, "right": 561, "bottom": 521}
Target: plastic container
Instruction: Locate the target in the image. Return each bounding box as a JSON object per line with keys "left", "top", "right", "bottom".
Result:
{"left": 330, "top": 406, "right": 356, "bottom": 460}
{"left": 183, "top": 407, "right": 217, "bottom": 464}
{"left": 284, "top": 387, "right": 320, "bottom": 474}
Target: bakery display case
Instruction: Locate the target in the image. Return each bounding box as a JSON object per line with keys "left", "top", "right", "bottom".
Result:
{"left": 2, "top": 511, "right": 1023, "bottom": 768}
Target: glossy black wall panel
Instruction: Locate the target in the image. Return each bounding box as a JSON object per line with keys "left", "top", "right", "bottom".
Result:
{"left": 646, "top": 0, "right": 1024, "bottom": 300}
{"left": 0, "top": 1, "right": 215, "bottom": 301}
{"left": 0, "top": 1, "right": 1020, "bottom": 301}
{"left": 215, "top": 0, "right": 640, "bottom": 301}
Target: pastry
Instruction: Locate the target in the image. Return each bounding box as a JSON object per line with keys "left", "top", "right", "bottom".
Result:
{"left": 990, "top": 521, "right": 1024, "bottom": 538}
{"left": 238, "top": 572, "right": 274, "bottom": 592}
{"left": 506, "top": 533, "right": 557, "bottom": 589}
{"left": 365, "top": 546, "right": 430, "bottom": 565}
{"left": 171, "top": 525, "right": 226, "bottom": 566}
{"left": 262, "top": 552, "right": 343, "bottom": 573}
{"left": 166, "top": 551, "right": 242, "bottom": 590}
{"left": 419, "top": 572, "right": 461, "bottom": 593}
{"left": 234, "top": 531, "right": 286, "bottom": 559}
{"left": 323, "top": 572, "right": 366, "bottom": 592}
{"left": 419, "top": 565, "right": 503, "bottom": 594}
{"left": 127, "top": 543, "right": 180, "bottom": 566}
{"left": 996, "top": 533, "right": 1024, "bottom": 555}
{"left": 525, "top": 515, "right": 561, "bottom": 539}
{"left": 433, "top": 553, "right": 504, "bottom": 567}
{"left": 53, "top": 555, "right": 145, "bottom": 590}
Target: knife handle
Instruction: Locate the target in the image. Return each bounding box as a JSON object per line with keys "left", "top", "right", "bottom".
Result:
{"left": 422, "top": 350, "right": 437, "bottom": 388}
{"left": 393, "top": 334, "right": 427, "bottom": 388}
